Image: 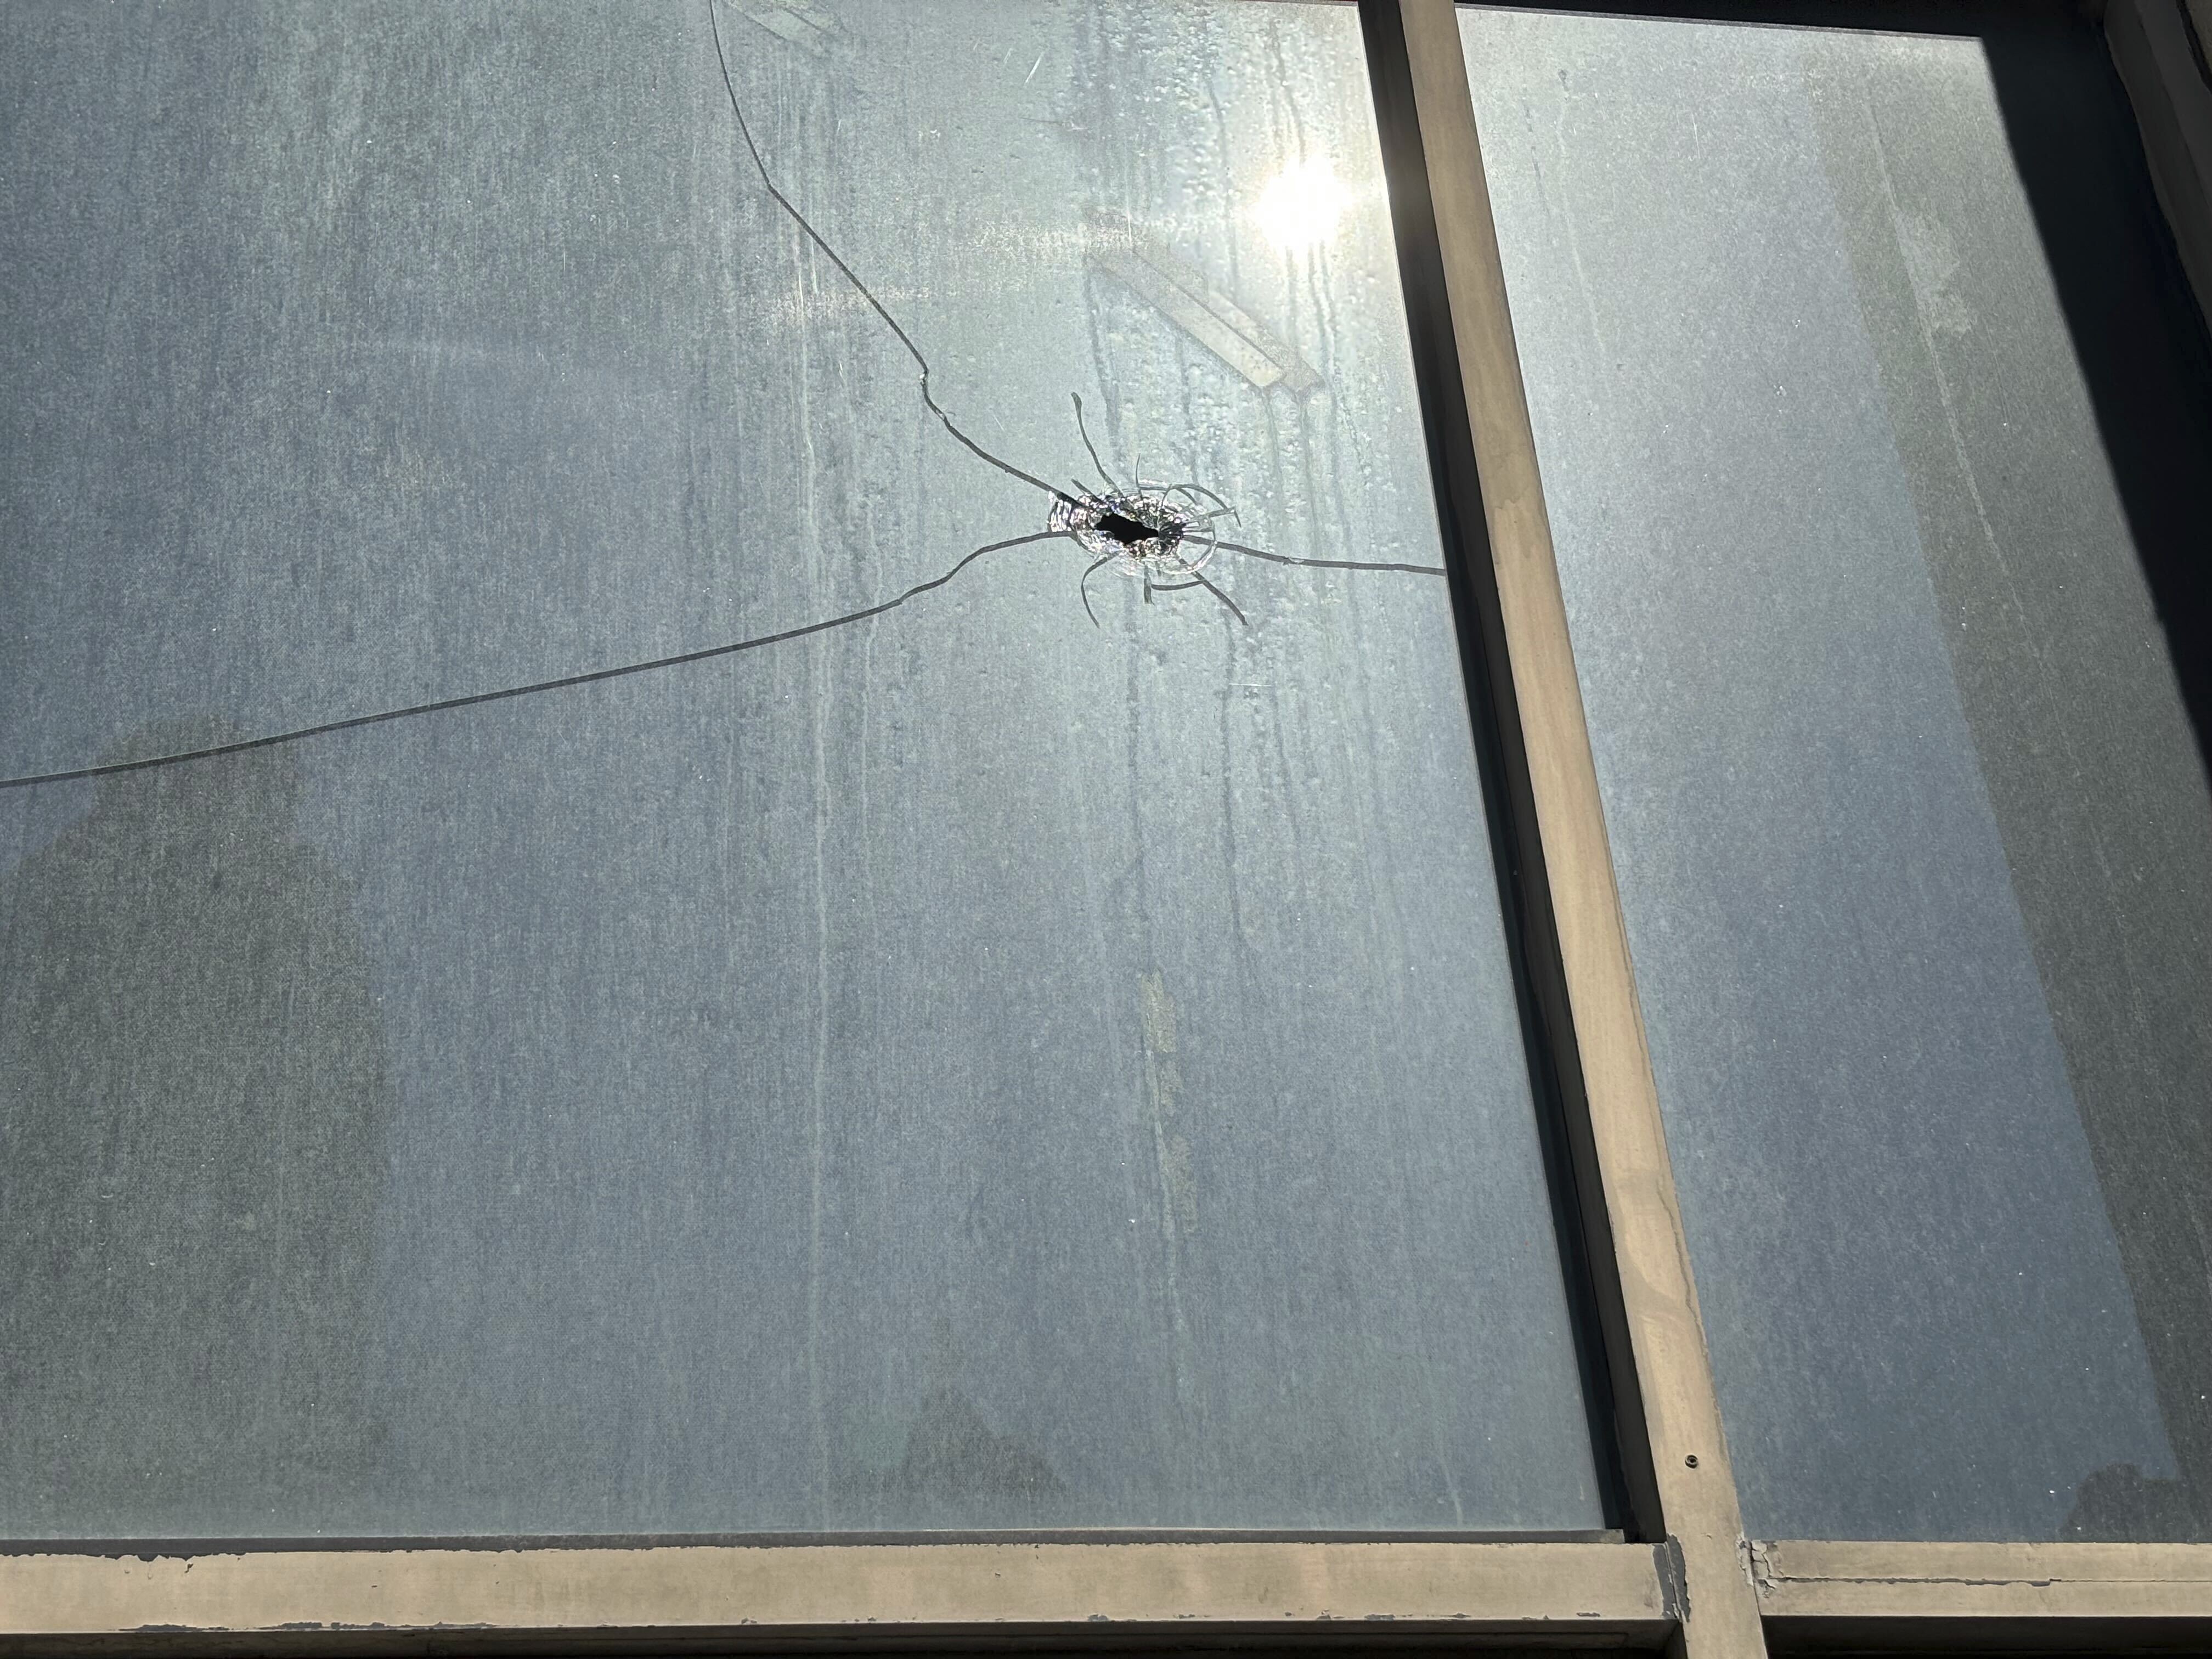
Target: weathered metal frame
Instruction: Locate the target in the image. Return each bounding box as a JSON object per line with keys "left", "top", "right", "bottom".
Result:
{"left": 1754, "top": 1539, "right": 2212, "bottom": 1609}
{"left": 8, "top": 3, "right": 2212, "bottom": 1656}
{"left": 0, "top": 1541, "right": 1677, "bottom": 1656}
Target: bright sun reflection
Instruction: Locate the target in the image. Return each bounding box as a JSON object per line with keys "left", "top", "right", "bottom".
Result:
{"left": 1254, "top": 157, "right": 1349, "bottom": 250}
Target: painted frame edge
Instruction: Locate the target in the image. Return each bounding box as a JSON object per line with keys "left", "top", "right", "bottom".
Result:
{"left": 1752, "top": 1540, "right": 2212, "bottom": 1651}
{"left": 0, "top": 1541, "right": 1673, "bottom": 1654}
{"left": 1362, "top": 3, "right": 1763, "bottom": 1656}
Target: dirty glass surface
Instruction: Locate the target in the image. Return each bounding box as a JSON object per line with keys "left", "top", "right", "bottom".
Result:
{"left": 0, "top": 1, "right": 1608, "bottom": 1537}
{"left": 1464, "top": 7, "right": 2212, "bottom": 1540}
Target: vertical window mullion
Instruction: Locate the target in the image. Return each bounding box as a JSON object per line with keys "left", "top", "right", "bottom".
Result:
{"left": 1357, "top": 1, "right": 1765, "bottom": 1654}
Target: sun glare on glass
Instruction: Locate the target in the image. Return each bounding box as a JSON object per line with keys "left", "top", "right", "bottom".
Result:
{"left": 1254, "top": 157, "right": 1349, "bottom": 250}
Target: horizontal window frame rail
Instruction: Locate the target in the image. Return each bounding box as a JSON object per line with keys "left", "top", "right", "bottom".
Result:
{"left": 0, "top": 1539, "right": 1676, "bottom": 1656}
{"left": 1752, "top": 1539, "right": 2212, "bottom": 1617}
{"left": 1753, "top": 1539, "right": 2212, "bottom": 1652}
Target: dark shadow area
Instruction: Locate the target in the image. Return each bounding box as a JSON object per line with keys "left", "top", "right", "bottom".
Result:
{"left": 1768, "top": 1616, "right": 2212, "bottom": 1656}
{"left": 1466, "top": 0, "right": 2015, "bottom": 36}
{"left": 1985, "top": 7, "right": 2212, "bottom": 782}
{"left": 880, "top": 1388, "right": 1069, "bottom": 1525}
{"left": 0, "top": 722, "right": 393, "bottom": 1534}
{"left": 2063, "top": 1460, "right": 2205, "bottom": 1542}
{"left": 1982, "top": 13, "right": 2212, "bottom": 1544}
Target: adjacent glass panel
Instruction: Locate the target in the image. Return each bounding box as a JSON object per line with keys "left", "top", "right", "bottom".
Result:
{"left": 0, "top": 1, "right": 1606, "bottom": 1537}
{"left": 1465, "top": 7, "right": 2212, "bottom": 1539}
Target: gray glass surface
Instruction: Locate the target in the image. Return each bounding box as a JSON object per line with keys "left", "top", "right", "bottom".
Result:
{"left": 1464, "top": 8, "right": 2212, "bottom": 1540}
{"left": 0, "top": 1, "right": 1605, "bottom": 1538}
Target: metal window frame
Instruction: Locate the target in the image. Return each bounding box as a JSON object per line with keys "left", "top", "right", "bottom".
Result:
{"left": 4, "top": 4, "right": 2210, "bottom": 1655}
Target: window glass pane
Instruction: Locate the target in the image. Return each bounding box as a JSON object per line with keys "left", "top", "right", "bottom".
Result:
{"left": 0, "top": 0, "right": 1607, "bottom": 1538}
{"left": 1464, "top": 5, "right": 2212, "bottom": 1540}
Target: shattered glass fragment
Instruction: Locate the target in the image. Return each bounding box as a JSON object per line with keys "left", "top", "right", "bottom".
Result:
{"left": 1049, "top": 489, "right": 1207, "bottom": 578}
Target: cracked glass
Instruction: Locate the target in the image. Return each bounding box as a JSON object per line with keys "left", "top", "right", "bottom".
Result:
{"left": 1465, "top": 5, "right": 2212, "bottom": 1540}
{"left": 0, "top": 0, "right": 1606, "bottom": 1536}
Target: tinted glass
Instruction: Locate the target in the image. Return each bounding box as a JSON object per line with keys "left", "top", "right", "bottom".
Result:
{"left": 0, "top": 1, "right": 1606, "bottom": 1537}
{"left": 1464, "top": 6, "right": 2212, "bottom": 1539}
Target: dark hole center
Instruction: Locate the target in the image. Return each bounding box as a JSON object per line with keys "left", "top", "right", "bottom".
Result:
{"left": 1097, "top": 511, "right": 1172, "bottom": 548}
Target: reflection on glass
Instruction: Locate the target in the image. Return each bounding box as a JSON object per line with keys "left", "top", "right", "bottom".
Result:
{"left": 0, "top": 1, "right": 1605, "bottom": 1537}
{"left": 1464, "top": 7, "right": 2212, "bottom": 1540}
{"left": 1254, "top": 158, "right": 1352, "bottom": 250}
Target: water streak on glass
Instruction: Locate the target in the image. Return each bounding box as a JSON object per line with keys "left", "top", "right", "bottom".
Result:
{"left": 0, "top": 1, "right": 1605, "bottom": 1537}
{"left": 1463, "top": 5, "right": 2212, "bottom": 1541}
